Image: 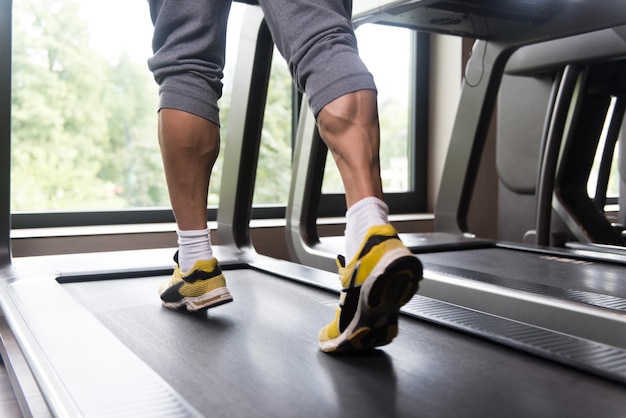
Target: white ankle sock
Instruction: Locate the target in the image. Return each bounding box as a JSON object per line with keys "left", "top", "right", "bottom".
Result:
{"left": 177, "top": 228, "right": 213, "bottom": 272}
{"left": 344, "top": 197, "right": 390, "bottom": 262}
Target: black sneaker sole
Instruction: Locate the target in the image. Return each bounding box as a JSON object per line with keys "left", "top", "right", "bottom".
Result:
{"left": 162, "top": 291, "right": 234, "bottom": 313}
{"left": 326, "top": 255, "right": 422, "bottom": 353}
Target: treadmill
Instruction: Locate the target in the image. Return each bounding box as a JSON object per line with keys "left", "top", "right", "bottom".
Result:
{"left": 286, "top": 0, "right": 626, "bottom": 351}
{"left": 287, "top": 0, "right": 626, "bottom": 270}
{"left": 1, "top": 2, "right": 626, "bottom": 417}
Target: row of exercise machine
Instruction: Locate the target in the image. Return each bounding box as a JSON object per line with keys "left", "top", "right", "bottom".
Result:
{"left": 1, "top": 0, "right": 626, "bottom": 416}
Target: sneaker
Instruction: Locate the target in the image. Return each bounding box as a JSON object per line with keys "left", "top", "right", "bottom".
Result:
{"left": 158, "top": 252, "right": 233, "bottom": 312}
{"left": 319, "top": 225, "right": 422, "bottom": 353}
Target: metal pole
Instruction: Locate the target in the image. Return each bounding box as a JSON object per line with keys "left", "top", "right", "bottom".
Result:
{"left": 0, "top": 0, "right": 13, "bottom": 265}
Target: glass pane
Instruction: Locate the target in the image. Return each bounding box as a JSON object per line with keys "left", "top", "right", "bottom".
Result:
{"left": 10, "top": 0, "right": 245, "bottom": 212}
{"left": 252, "top": 48, "right": 293, "bottom": 206}
{"left": 587, "top": 97, "right": 621, "bottom": 201}
{"left": 207, "top": 3, "right": 245, "bottom": 206}
{"left": 322, "top": 24, "right": 414, "bottom": 194}
{"left": 11, "top": 0, "right": 157, "bottom": 211}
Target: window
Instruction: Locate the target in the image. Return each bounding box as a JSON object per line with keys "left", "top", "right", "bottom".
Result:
{"left": 252, "top": 48, "right": 293, "bottom": 207}
{"left": 11, "top": 0, "right": 164, "bottom": 226}
{"left": 320, "top": 25, "right": 428, "bottom": 215}
{"left": 10, "top": 1, "right": 428, "bottom": 228}
{"left": 587, "top": 96, "right": 622, "bottom": 214}
{"left": 323, "top": 24, "right": 416, "bottom": 194}
{"left": 11, "top": 1, "right": 245, "bottom": 226}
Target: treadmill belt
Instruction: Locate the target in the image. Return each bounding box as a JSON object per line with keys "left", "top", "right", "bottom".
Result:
{"left": 62, "top": 269, "right": 626, "bottom": 417}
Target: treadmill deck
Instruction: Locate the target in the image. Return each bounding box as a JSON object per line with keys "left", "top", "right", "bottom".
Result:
{"left": 55, "top": 264, "right": 626, "bottom": 417}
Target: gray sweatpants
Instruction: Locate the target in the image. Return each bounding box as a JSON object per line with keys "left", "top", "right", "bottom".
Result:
{"left": 147, "top": 0, "right": 377, "bottom": 125}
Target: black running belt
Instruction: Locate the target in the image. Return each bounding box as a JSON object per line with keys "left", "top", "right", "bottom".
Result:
{"left": 424, "top": 262, "right": 626, "bottom": 313}
{"left": 250, "top": 257, "right": 626, "bottom": 385}
{"left": 401, "top": 294, "right": 626, "bottom": 385}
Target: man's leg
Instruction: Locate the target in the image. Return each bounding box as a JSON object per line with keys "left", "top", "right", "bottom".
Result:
{"left": 259, "top": 0, "right": 387, "bottom": 262}
{"left": 316, "top": 90, "right": 390, "bottom": 262}
{"left": 158, "top": 109, "right": 219, "bottom": 233}
{"left": 316, "top": 90, "right": 383, "bottom": 208}
{"left": 260, "top": 0, "right": 423, "bottom": 352}
{"left": 148, "top": 0, "right": 233, "bottom": 311}
{"left": 315, "top": 90, "right": 423, "bottom": 354}
{"left": 156, "top": 109, "right": 232, "bottom": 311}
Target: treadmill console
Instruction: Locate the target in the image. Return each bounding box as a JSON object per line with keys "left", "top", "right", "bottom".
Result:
{"left": 353, "top": 0, "right": 568, "bottom": 39}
